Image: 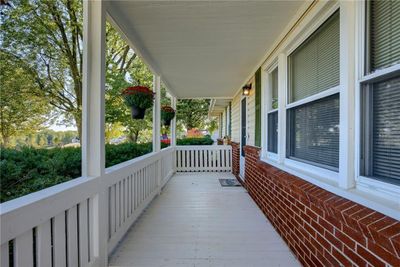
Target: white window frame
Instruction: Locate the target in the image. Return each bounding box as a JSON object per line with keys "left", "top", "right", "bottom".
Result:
{"left": 264, "top": 61, "right": 279, "bottom": 161}
{"left": 354, "top": 0, "right": 400, "bottom": 201}
{"left": 284, "top": 6, "right": 341, "bottom": 181}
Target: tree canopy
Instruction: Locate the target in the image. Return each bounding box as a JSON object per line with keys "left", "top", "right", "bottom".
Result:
{"left": 177, "top": 99, "right": 210, "bottom": 130}
{"left": 0, "top": 0, "right": 214, "bottom": 147}
{"left": 0, "top": 51, "right": 50, "bottom": 147}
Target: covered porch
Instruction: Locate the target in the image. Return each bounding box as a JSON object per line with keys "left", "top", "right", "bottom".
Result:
{"left": 1, "top": 1, "right": 400, "bottom": 267}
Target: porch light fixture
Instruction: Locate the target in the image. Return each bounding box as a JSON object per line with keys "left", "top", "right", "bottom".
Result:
{"left": 242, "top": 84, "right": 252, "bottom": 96}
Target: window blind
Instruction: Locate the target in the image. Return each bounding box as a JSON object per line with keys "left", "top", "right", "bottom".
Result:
{"left": 370, "top": 76, "right": 400, "bottom": 183}
{"left": 271, "top": 68, "right": 278, "bottom": 109}
{"left": 288, "top": 94, "right": 340, "bottom": 170}
{"left": 289, "top": 11, "right": 340, "bottom": 103}
{"left": 369, "top": 0, "right": 400, "bottom": 72}
{"left": 267, "top": 111, "right": 278, "bottom": 153}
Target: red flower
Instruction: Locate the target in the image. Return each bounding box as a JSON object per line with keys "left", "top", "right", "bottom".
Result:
{"left": 161, "top": 106, "right": 175, "bottom": 113}
{"left": 122, "top": 86, "right": 155, "bottom": 97}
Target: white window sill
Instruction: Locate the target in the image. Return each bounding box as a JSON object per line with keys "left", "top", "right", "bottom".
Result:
{"left": 259, "top": 157, "right": 400, "bottom": 220}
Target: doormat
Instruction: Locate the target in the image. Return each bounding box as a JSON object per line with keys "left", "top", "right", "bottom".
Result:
{"left": 219, "top": 179, "right": 241, "bottom": 187}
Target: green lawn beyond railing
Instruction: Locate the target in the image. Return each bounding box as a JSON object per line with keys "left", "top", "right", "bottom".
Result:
{"left": 0, "top": 136, "right": 214, "bottom": 203}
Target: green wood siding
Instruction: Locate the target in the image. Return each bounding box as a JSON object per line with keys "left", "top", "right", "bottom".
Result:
{"left": 228, "top": 102, "right": 232, "bottom": 137}
{"left": 255, "top": 67, "right": 262, "bottom": 147}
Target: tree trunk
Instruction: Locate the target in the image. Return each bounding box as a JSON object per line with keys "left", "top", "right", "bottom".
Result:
{"left": 1, "top": 136, "right": 9, "bottom": 148}
{"left": 73, "top": 113, "right": 82, "bottom": 143}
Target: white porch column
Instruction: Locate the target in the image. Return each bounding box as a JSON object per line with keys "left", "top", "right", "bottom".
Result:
{"left": 82, "top": 0, "right": 107, "bottom": 265}
{"left": 171, "top": 96, "right": 177, "bottom": 147}
{"left": 339, "top": 0, "right": 356, "bottom": 189}
{"left": 153, "top": 75, "right": 161, "bottom": 152}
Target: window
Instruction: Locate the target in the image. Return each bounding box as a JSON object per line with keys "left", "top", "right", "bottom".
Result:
{"left": 267, "top": 67, "right": 278, "bottom": 153}
{"left": 287, "top": 11, "right": 340, "bottom": 171}
{"left": 287, "top": 94, "right": 340, "bottom": 170}
{"left": 367, "top": 0, "right": 400, "bottom": 73}
{"left": 361, "top": 0, "right": 400, "bottom": 185}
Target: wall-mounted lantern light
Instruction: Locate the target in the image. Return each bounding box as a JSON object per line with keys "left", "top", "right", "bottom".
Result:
{"left": 242, "top": 84, "right": 252, "bottom": 96}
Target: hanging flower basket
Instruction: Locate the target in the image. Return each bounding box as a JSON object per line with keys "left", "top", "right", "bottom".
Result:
{"left": 122, "top": 86, "right": 155, "bottom": 119}
{"left": 161, "top": 105, "right": 176, "bottom": 126}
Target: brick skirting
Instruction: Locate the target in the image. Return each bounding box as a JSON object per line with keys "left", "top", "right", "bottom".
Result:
{"left": 242, "top": 145, "right": 400, "bottom": 267}
{"left": 231, "top": 142, "right": 240, "bottom": 178}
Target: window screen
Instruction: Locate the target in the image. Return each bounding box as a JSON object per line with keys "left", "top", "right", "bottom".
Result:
{"left": 362, "top": 75, "right": 400, "bottom": 184}
{"left": 289, "top": 11, "right": 340, "bottom": 103}
{"left": 369, "top": 0, "right": 400, "bottom": 72}
{"left": 267, "top": 111, "right": 278, "bottom": 153}
{"left": 287, "top": 94, "right": 340, "bottom": 170}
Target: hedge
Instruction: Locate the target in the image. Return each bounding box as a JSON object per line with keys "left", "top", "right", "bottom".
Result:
{"left": 177, "top": 135, "right": 214, "bottom": 146}
{"left": 0, "top": 136, "right": 214, "bottom": 203}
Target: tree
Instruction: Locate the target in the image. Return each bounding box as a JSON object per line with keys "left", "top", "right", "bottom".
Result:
{"left": 1, "top": 0, "right": 84, "bottom": 135}
{"left": 105, "top": 24, "right": 156, "bottom": 144}
{"left": 0, "top": 52, "right": 49, "bottom": 147}
{"left": 176, "top": 99, "right": 210, "bottom": 130}
{"left": 1, "top": 1, "right": 137, "bottom": 139}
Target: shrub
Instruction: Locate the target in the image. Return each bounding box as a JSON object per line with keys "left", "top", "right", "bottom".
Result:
{"left": 0, "top": 142, "right": 168, "bottom": 203}
{"left": 0, "top": 146, "right": 81, "bottom": 203}
{"left": 105, "top": 142, "right": 153, "bottom": 167}
{"left": 177, "top": 136, "right": 214, "bottom": 146}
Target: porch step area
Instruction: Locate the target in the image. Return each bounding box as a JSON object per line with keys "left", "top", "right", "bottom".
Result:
{"left": 109, "top": 173, "right": 300, "bottom": 267}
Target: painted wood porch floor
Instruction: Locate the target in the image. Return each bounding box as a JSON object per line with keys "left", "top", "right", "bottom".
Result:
{"left": 109, "top": 172, "right": 300, "bottom": 267}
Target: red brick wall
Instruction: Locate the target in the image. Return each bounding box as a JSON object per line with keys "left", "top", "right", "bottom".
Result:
{"left": 231, "top": 142, "right": 240, "bottom": 178}
{"left": 243, "top": 145, "right": 400, "bottom": 267}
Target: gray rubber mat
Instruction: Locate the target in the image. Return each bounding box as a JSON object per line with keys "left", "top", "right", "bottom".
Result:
{"left": 218, "top": 179, "right": 241, "bottom": 187}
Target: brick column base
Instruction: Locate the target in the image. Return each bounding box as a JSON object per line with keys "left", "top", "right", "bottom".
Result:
{"left": 243, "top": 145, "right": 400, "bottom": 267}
{"left": 230, "top": 142, "right": 241, "bottom": 181}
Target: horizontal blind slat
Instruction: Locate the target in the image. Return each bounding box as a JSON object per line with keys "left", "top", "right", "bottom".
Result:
{"left": 372, "top": 76, "right": 400, "bottom": 181}
{"left": 288, "top": 94, "right": 340, "bottom": 170}
{"left": 289, "top": 11, "right": 339, "bottom": 103}
{"left": 370, "top": 0, "right": 400, "bottom": 71}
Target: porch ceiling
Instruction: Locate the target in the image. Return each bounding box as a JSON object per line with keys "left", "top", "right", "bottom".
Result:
{"left": 107, "top": 1, "right": 306, "bottom": 98}
{"left": 209, "top": 98, "right": 232, "bottom": 117}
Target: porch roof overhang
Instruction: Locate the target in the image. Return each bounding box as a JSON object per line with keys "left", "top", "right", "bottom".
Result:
{"left": 106, "top": 1, "right": 308, "bottom": 99}
{"left": 208, "top": 98, "right": 232, "bottom": 118}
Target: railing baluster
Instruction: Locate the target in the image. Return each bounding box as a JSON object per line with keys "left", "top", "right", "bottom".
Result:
{"left": 53, "top": 212, "right": 66, "bottom": 267}
{"left": 14, "top": 230, "right": 34, "bottom": 267}
{"left": 79, "top": 200, "right": 89, "bottom": 267}
{"left": 67, "top": 206, "right": 79, "bottom": 267}
{"left": 0, "top": 242, "right": 9, "bottom": 267}
{"left": 36, "top": 220, "right": 52, "bottom": 267}
{"left": 110, "top": 185, "right": 116, "bottom": 235}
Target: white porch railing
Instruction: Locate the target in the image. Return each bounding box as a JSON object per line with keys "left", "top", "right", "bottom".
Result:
{"left": 0, "top": 147, "right": 175, "bottom": 267}
{"left": 0, "top": 145, "right": 232, "bottom": 267}
{"left": 176, "top": 145, "right": 232, "bottom": 172}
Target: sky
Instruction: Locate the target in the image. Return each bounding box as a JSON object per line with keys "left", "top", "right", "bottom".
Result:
{"left": 49, "top": 124, "right": 77, "bottom": 131}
